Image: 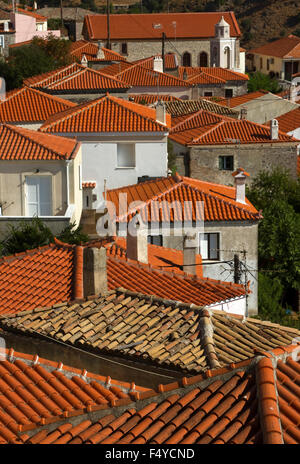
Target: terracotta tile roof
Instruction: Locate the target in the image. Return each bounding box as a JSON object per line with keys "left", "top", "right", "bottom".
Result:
{"left": 104, "top": 236, "right": 203, "bottom": 276}
{"left": 70, "top": 40, "right": 127, "bottom": 62}
{"left": 19, "top": 343, "right": 300, "bottom": 444}
{"left": 0, "top": 123, "right": 79, "bottom": 160}
{"left": 249, "top": 35, "right": 300, "bottom": 58}
{"left": 40, "top": 67, "right": 130, "bottom": 92}
{"left": 129, "top": 94, "right": 181, "bottom": 105}
{"left": 216, "top": 90, "right": 270, "bottom": 108}
{"left": 23, "top": 63, "right": 84, "bottom": 88}
{"left": 178, "top": 66, "right": 249, "bottom": 82}
{"left": 113, "top": 64, "right": 193, "bottom": 88}
{"left": 82, "top": 181, "right": 96, "bottom": 189}
{"left": 106, "top": 174, "right": 261, "bottom": 223}
{"left": 0, "top": 347, "right": 147, "bottom": 444}
{"left": 169, "top": 108, "right": 298, "bottom": 145}
{"left": 40, "top": 94, "right": 170, "bottom": 133}
{"left": 83, "top": 12, "right": 241, "bottom": 40}
{"left": 15, "top": 7, "right": 47, "bottom": 21}
{"left": 132, "top": 53, "right": 178, "bottom": 70}
{"left": 99, "top": 60, "right": 134, "bottom": 76}
{"left": 165, "top": 98, "right": 238, "bottom": 118}
{"left": 0, "top": 244, "right": 75, "bottom": 315}
{"left": 1, "top": 289, "right": 299, "bottom": 376}
{"left": 0, "top": 86, "right": 76, "bottom": 123}
{"left": 266, "top": 107, "right": 300, "bottom": 133}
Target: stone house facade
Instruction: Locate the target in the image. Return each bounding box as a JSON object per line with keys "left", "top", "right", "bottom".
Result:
{"left": 83, "top": 12, "right": 244, "bottom": 73}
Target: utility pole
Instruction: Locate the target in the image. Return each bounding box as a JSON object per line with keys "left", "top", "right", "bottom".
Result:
{"left": 162, "top": 32, "right": 166, "bottom": 73}
{"left": 233, "top": 254, "right": 241, "bottom": 284}
{"left": 106, "top": 0, "right": 111, "bottom": 49}
{"left": 60, "top": 0, "right": 64, "bottom": 28}
{"left": 242, "top": 249, "right": 248, "bottom": 318}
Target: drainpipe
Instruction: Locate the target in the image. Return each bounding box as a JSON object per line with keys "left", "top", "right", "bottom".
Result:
{"left": 66, "top": 160, "right": 71, "bottom": 211}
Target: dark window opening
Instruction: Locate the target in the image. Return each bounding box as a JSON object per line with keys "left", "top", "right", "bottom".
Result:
{"left": 182, "top": 52, "right": 191, "bottom": 67}
{"left": 121, "top": 42, "right": 128, "bottom": 55}
{"left": 199, "top": 52, "right": 208, "bottom": 67}
{"left": 204, "top": 91, "right": 213, "bottom": 97}
{"left": 219, "top": 155, "right": 234, "bottom": 171}
{"left": 148, "top": 235, "right": 163, "bottom": 246}
{"left": 225, "top": 88, "right": 233, "bottom": 98}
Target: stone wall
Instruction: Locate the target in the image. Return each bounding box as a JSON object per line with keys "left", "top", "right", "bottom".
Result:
{"left": 172, "top": 142, "right": 299, "bottom": 185}
{"left": 110, "top": 38, "right": 212, "bottom": 66}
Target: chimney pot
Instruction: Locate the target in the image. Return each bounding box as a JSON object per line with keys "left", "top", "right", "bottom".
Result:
{"left": 183, "top": 231, "right": 198, "bottom": 275}
{"left": 83, "top": 247, "right": 108, "bottom": 297}
{"left": 240, "top": 107, "right": 247, "bottom": 120}
{"left": 155, "top": 100, "right": 166, "bottom": 125}
{"left": 81, "top": 54, "right": 88, "bottom": 67}
{"left": 232, "top": 168, "right": 249, "bottom": 204}
{"left": 270, "top": 118, "right": 278, "bottom": 140}
{"left": 126, "top": 221, "right": 148, "bottom": 264}
{"left": 153, "top": 55, "right": 163, "bottom": 73}
{"left": 97, "top": 41, "right": 105, "bottom": 59}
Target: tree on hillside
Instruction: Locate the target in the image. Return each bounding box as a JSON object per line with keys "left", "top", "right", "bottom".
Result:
{"left": 1, "top": 35, "right": 73, "bottom": 91}
{"left": 246, "top": 168, "right": 300, "bottom": 316}
{"left": 247, "top": 71, "right": 282, "bottom": 93}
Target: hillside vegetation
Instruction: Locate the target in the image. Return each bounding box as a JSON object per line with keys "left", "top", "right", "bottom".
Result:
{"left": 15, "top": 0, "right": 300, "bottom": 50}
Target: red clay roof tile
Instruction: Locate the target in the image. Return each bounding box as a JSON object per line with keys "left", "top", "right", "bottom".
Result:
{"left": 0, "top": 87, "right": 76, "bottom": 123}
{"left": 0, "top": 123, "right": 79, "bottom": 161}
{"left": 40, "top": 94, "right": 170, "bottom": 133}
{"left": 83, "top": 12, "right": 241, "bottom": 40}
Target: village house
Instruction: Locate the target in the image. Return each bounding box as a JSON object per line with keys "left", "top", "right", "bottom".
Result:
{"left": 246, "top": 35, "right": 300, "bottom": 81}
{"left": 39, "top": 94, "right": 170, "bottom": 200}
{"left": 105, "top": 171, "right": 261, "bottom": 315}
{"left": 177, "top": 65, "right": 249, "bottom": 98}
{"left": 168, "top": 109, "right": 299, "bottom": 184}
{"left": 0, "top": 6, "right": 60, "bottom": 56}
{"left": 82, "top": 12, "right": 245, "bottom": 73}
{"left": 0, "top": 123, "right": 82, "bottom": 237}
{"left": 216, "top": 90, "right": 300, "bottom": 125}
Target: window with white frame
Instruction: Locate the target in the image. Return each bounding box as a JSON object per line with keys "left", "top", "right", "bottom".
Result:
{"left": 0, "top": 36, "right": 4, "bottom": 49}
{"left": 117, "top": 143, "right": 135, "bottom": 168}
{"left": 199, "top": 232, "right": 220, "bottom": 260}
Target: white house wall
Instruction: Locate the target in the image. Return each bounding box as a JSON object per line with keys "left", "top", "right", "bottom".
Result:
{"left": 78, "top": 135, "right": 168, "bottom": 205}
{"left": 209, "top": 296, "right": 247, "bottom": 317}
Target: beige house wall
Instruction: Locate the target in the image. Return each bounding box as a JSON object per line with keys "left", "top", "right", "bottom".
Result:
{"left": 233, "top": 93, "right": 300, "bottom": 124}
{"left": 0, "top": 160, "right": 67, "bottom": 217}
{"left": 251, "top": 53, "right": 284, "bottom": 76}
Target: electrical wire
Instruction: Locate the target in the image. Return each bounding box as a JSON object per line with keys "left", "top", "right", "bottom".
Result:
{"left": 25, "top": 327, "right": 177, "bottom": 379}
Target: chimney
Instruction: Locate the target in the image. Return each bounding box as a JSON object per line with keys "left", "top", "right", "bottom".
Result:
{"left": 155, "top": 100, "right": 166, "bottom": 125}
{"left": 183, "top": 230, "right": 198, "bottom": 275}
{"left": 4, "top": 21, "right": 9, "bottom": 32}
{"left": 126, "top": 221, "right": 148, "bottom": 264}
{"left": 153, "top": 55, "right": 163, "bottom": 73}
{"left": 83, "top": 247, "right": 108, "bottom": 297}
{"left": 97, "top": 40, "right": 105, "bottom": 59}
{"left": 289, "top": 83, "right": 296, "bottom": 102}
{"left": 81, "top": 54, "right": 88, "bottom": 67}
{"left": 240, "top": 107, "right": 247, "bottom": 120}
{"left": 232, "top": 168, "right": 250, "bottom": 204}
{"left": 33, "top": 1, "right": 37, "bottom": 10}
{"left": 270, "top": 119, "right": 278, "bottom": 140}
